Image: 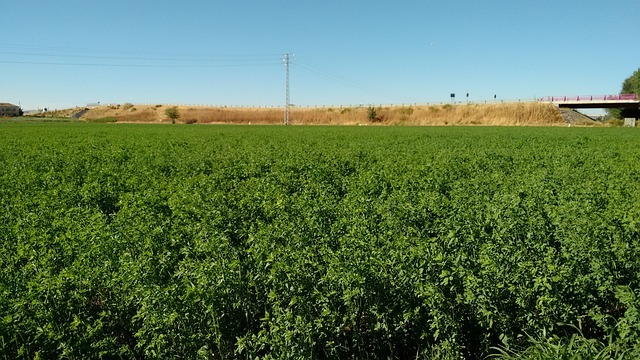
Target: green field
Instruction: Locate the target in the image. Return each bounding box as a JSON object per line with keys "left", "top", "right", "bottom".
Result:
{"left": 2, "top": 123, "right": 640, "bottom": 358}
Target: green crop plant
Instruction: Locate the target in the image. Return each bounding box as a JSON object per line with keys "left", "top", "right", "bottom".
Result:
{"left": 1, "top": 124, "right": 640, "bottom": 358}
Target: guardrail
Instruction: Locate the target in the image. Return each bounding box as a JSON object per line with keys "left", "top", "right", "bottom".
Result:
{"left": 129, "top": 99, "right": 540, "bottom": 110}
{"left": 540, "top": 94, "right": 638, "bottom": 102}
{"left": 91, "top": 96, "right": 639, "bottom": 110}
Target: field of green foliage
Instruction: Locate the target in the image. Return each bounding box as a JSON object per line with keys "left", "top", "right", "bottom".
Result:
{"left": 2, "top": 123, "right": 640, "bottom": 359}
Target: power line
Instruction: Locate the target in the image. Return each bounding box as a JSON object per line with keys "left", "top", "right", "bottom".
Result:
{"left": 296, "top": 58, "right": 404, "bottom": 101}
{"left": 0, "top": 42, "right": 281, "bottom": 58}
{"left": 0, "top": 51, "right": 281, "bottom": 63}
{"left": 0, "top": 43, "right": 283, "bottom": 68}
{"left": 0, "top": 59, "right": 281, "bottom": 68}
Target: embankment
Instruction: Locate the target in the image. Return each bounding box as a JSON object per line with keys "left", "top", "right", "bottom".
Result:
{"left": 75, "top": 102, "right": 564, "bottom": 125}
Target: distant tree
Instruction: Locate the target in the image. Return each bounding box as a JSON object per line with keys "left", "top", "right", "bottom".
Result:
{"left": 621, "top": 68, "right": 640, "bottom": 95}
{"left": 367, "top": 106, "right": 377, "bottom": 123}
{"left": 367, "top": 106, "right": 385, "bottom": 123}
{"left": 165, "top": 106, "right": 180, "bottom": 124}
{"left": 607, "top": 68, "right": 640, "bottom": 119}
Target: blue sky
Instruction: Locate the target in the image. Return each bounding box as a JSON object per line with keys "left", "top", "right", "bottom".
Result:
{"left": 2, "top": 0, "right": 639, "bottom": 111}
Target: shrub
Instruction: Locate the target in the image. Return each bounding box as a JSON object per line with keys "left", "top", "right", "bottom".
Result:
{"left": 367, "top": 106, "right": 385, "bottom": 123}
{"left": 608, "top": 119, "right": 624, "bottom": 127}
{"left": 367, "top": 106, "right": 377, "bottom": 122}
{"left": 164, "top": 107, "right": 180, "bottom": 124}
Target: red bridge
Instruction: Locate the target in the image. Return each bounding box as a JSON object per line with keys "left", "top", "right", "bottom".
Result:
{"left": 540, "top": 94, "right": 640, "bottom": 109}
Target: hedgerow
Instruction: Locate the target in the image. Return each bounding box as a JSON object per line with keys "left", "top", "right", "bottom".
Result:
{"left": 1, "top": 124, "right": 640, "bottom": 358}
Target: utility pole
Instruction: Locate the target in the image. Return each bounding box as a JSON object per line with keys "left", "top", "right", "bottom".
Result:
{"left": 283, "top": 53, "right": 291, "bottom": 125}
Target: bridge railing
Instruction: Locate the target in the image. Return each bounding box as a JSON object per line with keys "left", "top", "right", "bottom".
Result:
{"left": 540, "top": 94, "right": 638, "bottom": 102}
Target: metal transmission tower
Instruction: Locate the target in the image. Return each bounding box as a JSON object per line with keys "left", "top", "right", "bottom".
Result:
{"left": 283, "top": 53, "right": 292, "bottom": 125}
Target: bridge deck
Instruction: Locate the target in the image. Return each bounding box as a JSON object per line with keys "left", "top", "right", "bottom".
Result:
{"left": 541, "top": 94, "right": 640, "bottom": 109}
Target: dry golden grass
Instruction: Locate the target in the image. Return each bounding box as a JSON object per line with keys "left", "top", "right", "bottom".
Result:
{"left": 82, "top": 103, "right": 564, "bottom": 126}
{"left": 181, "top": 107, "right": 283, "bottom": 124}
{"left": 404, "top": 103, "right": 563, "bottom": 126}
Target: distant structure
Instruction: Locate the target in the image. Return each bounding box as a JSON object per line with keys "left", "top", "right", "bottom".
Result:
{"left": 541, "top": 94, "right": 639, "bottom": 111}
{"left": 283, "top": 53, "right": 291, "bottom": 125}
{"left": 0, "top": 103, "right": 22, "bottom": 117}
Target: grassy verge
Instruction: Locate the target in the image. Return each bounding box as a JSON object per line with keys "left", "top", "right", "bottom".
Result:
{"left": 0, "top": 116, "right": 78, "bottom": 123}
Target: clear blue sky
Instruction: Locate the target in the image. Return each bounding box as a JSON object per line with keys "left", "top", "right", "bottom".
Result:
{"left": 2, "top": 0, "right": 639, "bottom": 111}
